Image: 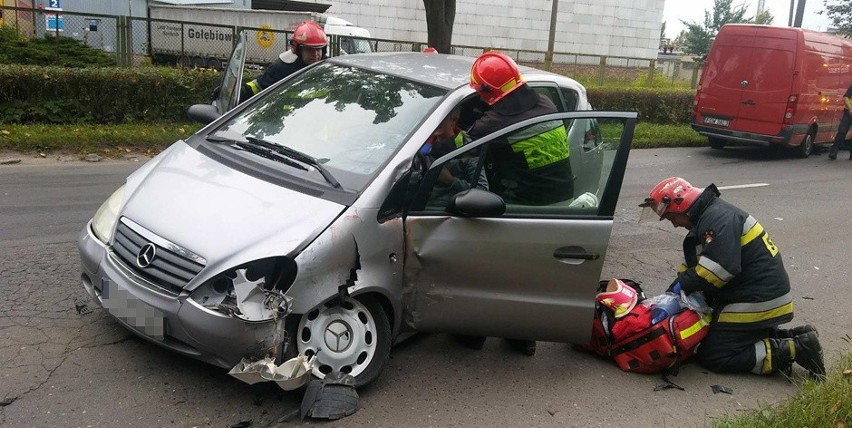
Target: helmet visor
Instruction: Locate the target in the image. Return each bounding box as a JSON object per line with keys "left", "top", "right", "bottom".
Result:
{"left": 638, "top": 197, "right": 666, "bottom": 223}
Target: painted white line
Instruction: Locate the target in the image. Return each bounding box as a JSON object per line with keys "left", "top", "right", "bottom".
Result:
{"left": 717, "top": 183, "right": 770, "bottom": 190}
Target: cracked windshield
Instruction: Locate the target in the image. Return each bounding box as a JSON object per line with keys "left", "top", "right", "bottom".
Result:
{"left": 215, "top": 63, "right": 446, "bottom": 185}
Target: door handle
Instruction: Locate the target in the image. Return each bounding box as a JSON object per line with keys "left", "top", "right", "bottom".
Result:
{"left": 553, "top": 248, "right": 600, "bottom": 260}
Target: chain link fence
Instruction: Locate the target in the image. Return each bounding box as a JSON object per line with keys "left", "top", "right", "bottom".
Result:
{"left": 1, "top": 4, "right": 700, "bottom": 88}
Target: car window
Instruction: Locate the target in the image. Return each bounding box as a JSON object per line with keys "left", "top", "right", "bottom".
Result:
{"left": 408, "top": 114, "right": 630, "bottom": 217}
{"left": 213, "top": 62, "right": 446, "bottom": 191}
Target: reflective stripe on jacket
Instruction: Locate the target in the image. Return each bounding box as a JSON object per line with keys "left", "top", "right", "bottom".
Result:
{"left": 677, "top": 185, "right": 793, "bottom": 330}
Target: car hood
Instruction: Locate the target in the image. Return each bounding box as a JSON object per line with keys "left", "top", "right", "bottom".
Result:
{"left": 121, "top": 141, "right": 346, "bottom": 269}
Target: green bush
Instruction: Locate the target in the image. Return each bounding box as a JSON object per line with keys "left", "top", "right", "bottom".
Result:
{"left": 587, "top": 87, "right": 694, "bottom": 124}
{"left": 0, "top": 64, "right": 221, "bottom": 124}
{"left": 0, "top": 27, "right": 116, "bottom": 67}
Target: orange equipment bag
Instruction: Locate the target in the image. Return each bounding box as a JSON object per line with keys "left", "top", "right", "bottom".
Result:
{"left": 577, "top": 279, "right": 711, "bottom": 374}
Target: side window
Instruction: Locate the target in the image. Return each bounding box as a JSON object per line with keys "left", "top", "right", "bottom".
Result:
{"left": 560, "top": 88, "right": 580, "bottom": 112}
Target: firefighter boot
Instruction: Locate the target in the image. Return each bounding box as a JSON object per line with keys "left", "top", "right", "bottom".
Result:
{"left": 771, "top": 332, "right": 826, "bottom": 381}
{"left": 775, "top": 324, "right": 817, "bottom": 339}
{"left": 793, "top": 331, "right": 826, "bottom": 381}
{"left": 828, "top": 145, "right": 838, "bottom": 160}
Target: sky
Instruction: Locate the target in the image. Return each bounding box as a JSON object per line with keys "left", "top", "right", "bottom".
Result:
{"left": 663, "top": 0, "right": 834, "bottom": 39}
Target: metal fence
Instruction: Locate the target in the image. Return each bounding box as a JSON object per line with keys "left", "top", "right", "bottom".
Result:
{"left": 0, "top": 4, "right": 700, "bottom": 88}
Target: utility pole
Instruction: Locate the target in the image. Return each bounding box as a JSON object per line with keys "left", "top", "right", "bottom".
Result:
{"left": 543, "top": 0, "right": 559, "bottom": 71}
{"left": 793, "top": 0, "right": 806, "bottom": 27}
{"left": 788, "top": 0, "right": 794, "bottom": 26}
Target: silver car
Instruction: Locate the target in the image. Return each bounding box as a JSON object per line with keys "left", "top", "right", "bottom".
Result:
{"left": 78, "top": 34, "right": 637, "bottom": 387}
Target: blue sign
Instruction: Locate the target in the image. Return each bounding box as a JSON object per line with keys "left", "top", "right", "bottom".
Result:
{"left": 48, "top": 0, "right": 61, "bottom": 9}
{"left": 46, "top": 14, "right": 63, "bottom": 31}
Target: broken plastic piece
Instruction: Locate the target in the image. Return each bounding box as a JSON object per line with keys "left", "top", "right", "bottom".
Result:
{"left": 261, "top": 354, "right": 316, "bottom": 391}
{"left": 228, "top": 356, "right": 277, "bottom": 385}
{"left": 711, "top": 384, "right": 733, "bottom": 394}
{"left": 300, "top": 373, "right": 359, "bottom": 420}
{"left": 75, "top": 300, "right": 92, "bottom": 316}
{"left": 231, "top": 268, "right": 293, "bottom": 322}
{"left": 228, "top": 354, "right": 316, "bottom": 389}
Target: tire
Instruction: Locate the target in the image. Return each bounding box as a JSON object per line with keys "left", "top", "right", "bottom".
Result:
{"left": 796, "top": 132, "right": 814, "bottom": 158}
{"left": 297, "top": 296, "right": 391, "bottom": 388}
{"left": 708, "top": 137, "right": 725, "bottom": 150}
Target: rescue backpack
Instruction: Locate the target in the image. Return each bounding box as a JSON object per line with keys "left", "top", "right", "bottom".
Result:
{"left": 576, "top": 279, "right": 711, "bottom": 374}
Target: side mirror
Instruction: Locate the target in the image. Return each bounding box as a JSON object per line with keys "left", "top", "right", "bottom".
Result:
{"left": 187, "top": 104, "right": 221, "bottom": 125}
{"left": 447, "top": 188, "right": 505, "bottom": 217}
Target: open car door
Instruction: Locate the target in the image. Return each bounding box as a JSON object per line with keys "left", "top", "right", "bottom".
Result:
{"left": 213, "top": 30, "right": 248, "bottom": 115}
{"left": 404, "top": 111, "right": 636, "bottom": 344}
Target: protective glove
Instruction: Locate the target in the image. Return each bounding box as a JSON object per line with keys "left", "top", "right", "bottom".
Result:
{"left": 669, "top": 281, "right": 682, "bottom": 294}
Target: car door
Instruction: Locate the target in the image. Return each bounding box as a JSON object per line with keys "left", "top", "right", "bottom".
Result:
{"left": 212, "top": 30, "right": 248, "bottom": 115}
{"left": 403, "top": 111, "right": 636, "bottom": 344}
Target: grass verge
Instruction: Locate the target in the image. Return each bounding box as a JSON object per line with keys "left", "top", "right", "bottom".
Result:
{"left": 0, "top": 122, "right": 708, "bottom": 156}
{"left": 0, "top": 123, "right": 203, "bottom": 156}
{"left": 712, "top": 352, "right": 852, "bottom": 427}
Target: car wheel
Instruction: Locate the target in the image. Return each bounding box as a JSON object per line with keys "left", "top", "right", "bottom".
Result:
{"left": 796, "top": 132, "right": 814, "bottom": 158}
{"left": 708, "top": 138, "right": 725, "bottom": 150}
{"left": 297, "top": 296, "right": 391, "bottom": 388}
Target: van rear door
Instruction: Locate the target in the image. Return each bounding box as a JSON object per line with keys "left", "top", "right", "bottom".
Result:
{"left": 698, "top": 26, "right": 796, "bottom": 136}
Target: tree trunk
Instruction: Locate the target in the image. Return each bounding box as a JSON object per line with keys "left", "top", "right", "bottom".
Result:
{"left": 423, "top": 0, "right": 455, "bottom": 54}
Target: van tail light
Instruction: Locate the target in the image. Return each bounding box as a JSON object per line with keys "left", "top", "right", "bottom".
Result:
{"left": 784, "top": 94, "right": 798, "bottom": 123}
{"left": 693, "top": 85, "right": 702, "bottom": 117}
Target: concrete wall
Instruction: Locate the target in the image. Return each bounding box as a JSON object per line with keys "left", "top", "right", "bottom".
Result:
{"left": 311, "top": 0, "right": 665, "bottom": 59}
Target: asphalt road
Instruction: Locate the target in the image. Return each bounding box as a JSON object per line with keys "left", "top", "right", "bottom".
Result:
{"left": 1, "top": 146, "right": 850, "bottom": 427}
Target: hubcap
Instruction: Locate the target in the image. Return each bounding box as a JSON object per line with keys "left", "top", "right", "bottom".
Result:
{"left": 297, "top": 297, "right": 376, "bottom": 379}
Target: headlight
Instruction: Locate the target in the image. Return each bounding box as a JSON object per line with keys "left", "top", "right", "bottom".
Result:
{"left": 91, "top": 185, "right": 126, "bottom": 244}
{"left": 190, "top": 257, "right": 297, "bottom": 322}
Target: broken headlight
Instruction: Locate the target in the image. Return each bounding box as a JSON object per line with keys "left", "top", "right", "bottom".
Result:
{"left": 189, "top": 257, "right": 297, "bottom": 322}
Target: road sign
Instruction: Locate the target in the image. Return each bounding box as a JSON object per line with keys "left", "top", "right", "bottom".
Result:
{"left": 46, "top": 14, "right": 63, "bottom": 32}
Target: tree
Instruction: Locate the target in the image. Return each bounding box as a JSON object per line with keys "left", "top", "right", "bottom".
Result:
{"left": 423, "top": 0, "right": 455, "bottom": 53}
{"left": 751, "top": 10, "right": 775, "bottom": 25}
{"left": 822, "top": 0, "right": 852, "bottom": 37}
{"left": 680, "top": 0, "right": 751, "bottom": 60}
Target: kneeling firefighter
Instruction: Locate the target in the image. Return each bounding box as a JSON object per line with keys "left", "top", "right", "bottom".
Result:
{"left": 639, "top": 177, "right": 825, "bottom": 380}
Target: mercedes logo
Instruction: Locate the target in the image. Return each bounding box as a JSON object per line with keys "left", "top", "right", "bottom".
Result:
{"left": 324, "top": 320, "right": 352, "bottom": 353}
{"left": 136, "top": 243, "right": 157, "bottom": 268}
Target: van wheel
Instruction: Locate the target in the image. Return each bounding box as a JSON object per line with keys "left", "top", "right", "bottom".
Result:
{"left": 297, "top": 296, "right": 391, "bottom": 388}
{"left": 796, "top": 132, "right": 814, "bottom": 158}
{"left": 708, "top": 138, "right": 725, "bottom": 150}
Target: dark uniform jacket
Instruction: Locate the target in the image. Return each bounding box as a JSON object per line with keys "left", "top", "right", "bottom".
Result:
{"left": 676, "top": 185, "right": 793, "bottom": 330}
{"left": 467, "top": 86, "right": 573, "bottom": 205}
{"left": 239, "top": 51, "right": 309, "bottom": 103}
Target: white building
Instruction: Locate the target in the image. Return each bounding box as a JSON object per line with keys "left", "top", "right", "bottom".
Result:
{"left": 311, "top": 0, "right": 665, "bottom": 59}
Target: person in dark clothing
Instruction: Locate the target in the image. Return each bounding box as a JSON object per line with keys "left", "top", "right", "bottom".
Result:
{"left": 239, "top": 21, "right": 327, "bottom": 103}
{"left": 421, "top": 108, "right": 489, "bottom": 209}
{"left": 467, "top": 51, "right": 573, "bottom": 206}
{"left": 828, "top": 84, "right": 852, "bottom": 160}
{"left": 640, "top": 177, "right": 825, "bottom": 380}
{"left": 455, "top": 52, "right": 574, "bottom": 357}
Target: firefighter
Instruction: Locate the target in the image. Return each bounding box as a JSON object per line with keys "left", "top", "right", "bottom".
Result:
{"left": 639, "top": 177, "right": 826, "bottom": 380}
{"left": 239, "top": 21, "right": 328, "bottom": 103}
{"left": 466, "top": 51, "right": 573, "bottom": 205}
{"left": 456, "top": 52, "right": 574, "bottom": 356}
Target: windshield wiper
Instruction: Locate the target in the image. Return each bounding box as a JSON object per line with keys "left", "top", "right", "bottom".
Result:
{"left": 245, "top": 136, "right": 341, "bottom": 189}
{"left": 207, "top": 134, "right": 308, "bottom": 171}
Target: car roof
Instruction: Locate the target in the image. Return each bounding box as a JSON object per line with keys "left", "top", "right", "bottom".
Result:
{"left": 327, "top": 52, "right": 564, "bottom": 91}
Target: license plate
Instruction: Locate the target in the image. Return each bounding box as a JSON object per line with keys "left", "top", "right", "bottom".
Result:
{"left": 102, "top": 279, "right": 165, "bottom": 340}
{"left": 703, "top": 117, "right": 730, "bottom": 127}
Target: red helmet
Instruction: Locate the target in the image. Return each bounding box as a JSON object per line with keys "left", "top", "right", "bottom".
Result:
{"left": 596, "top": 279, "right": 639, "bottom": 318}
{"left": 290, "top": 21, "right": 327, "bottom": 53}
{"left": 640, "top": 177, "right": 703, "bottom": 218}
{"left": 469, "top": 51, "right": 525, "bottom": 105}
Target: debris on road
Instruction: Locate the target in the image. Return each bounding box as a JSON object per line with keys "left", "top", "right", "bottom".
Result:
{"left": 229, "top": 420, "right": 252, "bottom": 428}
{"left": 75, "top": 300, "right": 93, "bottom": 316}
{"left": 84, "top": 154, "right": 102, "bottom": 162}
{"left": 711, "top": 384, "right": 733, "bottom": 394}
{"left": 228, "top": 354, "right": 315, "bottom": 391}
{"left": 300, "top": 373, "right": 359, "bottom": 420}
{"left": 0, "top": 158, "right": 22, "bottom": 165}
{"left": 654, "top": 375, "right": 685, "bottom": 391}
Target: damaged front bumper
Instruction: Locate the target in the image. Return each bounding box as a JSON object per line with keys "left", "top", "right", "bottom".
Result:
{"left": 78, "top": 223, "right": 291, "bottom": 369}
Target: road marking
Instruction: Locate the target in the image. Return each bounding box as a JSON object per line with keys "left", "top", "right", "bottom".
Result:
{"left": 717, "top": 183, "right": 770, "bottom": 190}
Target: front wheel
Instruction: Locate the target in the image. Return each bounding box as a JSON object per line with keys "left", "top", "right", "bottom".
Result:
{"left": 297, "top": 296, "right": 391, "bottom": 388}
